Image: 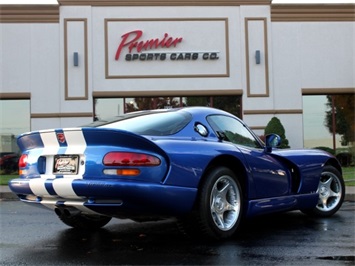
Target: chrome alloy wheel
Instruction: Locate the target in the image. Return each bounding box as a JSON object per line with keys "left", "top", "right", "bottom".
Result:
{"left": 316, "top": 171, "right": 343, "bottom": 212}
{"left": 210, "top": 175, "right": 241, "bottom": 231}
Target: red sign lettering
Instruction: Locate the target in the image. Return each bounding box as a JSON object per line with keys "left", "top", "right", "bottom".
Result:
{"left": 115, "top": 30, "right": 183, "bottom": 60}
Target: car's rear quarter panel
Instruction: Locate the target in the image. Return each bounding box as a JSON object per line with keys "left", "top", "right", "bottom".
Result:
{"left": 17, "top": 128, "right": 169, "bottom": 183}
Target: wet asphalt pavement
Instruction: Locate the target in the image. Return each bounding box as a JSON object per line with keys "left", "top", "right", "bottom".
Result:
{"left": 0, "top": 200, "right": 354, "bottom": 265}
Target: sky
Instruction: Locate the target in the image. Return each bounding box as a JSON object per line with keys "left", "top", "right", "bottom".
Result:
{"left": 0, "top": 0, "right": 354, "bottom": 3}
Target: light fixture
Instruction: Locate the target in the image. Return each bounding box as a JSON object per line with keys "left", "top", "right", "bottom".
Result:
{"left": 255, "top": 50, "right": 261, "bottom": 64}
{"left": 73, "top": 52, "right": 79, "bottom": 67}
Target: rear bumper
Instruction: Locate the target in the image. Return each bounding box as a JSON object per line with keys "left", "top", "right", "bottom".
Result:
{"left": 9, "top": 178, "right": 197, "bottom": 217}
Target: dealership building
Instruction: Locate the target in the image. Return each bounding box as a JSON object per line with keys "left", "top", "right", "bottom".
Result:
{"left": 0, "top": 0, "right": 354, "bottom": 154}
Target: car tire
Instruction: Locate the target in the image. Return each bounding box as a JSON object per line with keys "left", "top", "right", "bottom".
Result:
{"left": 56, "top": 210, "right": 112, "bottom": 229}
{"left": 302, "top": 165, "right": 345, "bottom": 217}
{"left": 179, "top": 166, "right": 243, "bottom": 240}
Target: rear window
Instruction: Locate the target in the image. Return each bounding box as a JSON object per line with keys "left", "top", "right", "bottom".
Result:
{"left": 97, "top": 110, "right": 192, "bottom": 136}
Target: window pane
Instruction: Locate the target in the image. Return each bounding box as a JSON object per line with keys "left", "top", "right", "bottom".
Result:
{"left": 0, "top": 99, "right": 30, "bottom": 173}
{"left": 95, "top": 95, "right": 242, "bottom": 118}
{"left": 0, "top": 100, "right": 30, "bottom": 137}
{"left": 212, "top": 96, "right": 242, "bottom": 118}
{"left": 185, "top": 96, "right": 242, "bottom": 118}
{"left": 207, "top": 115, "right": 261, "bottom": 148}
{"left": 185, "top": 96, "right": 211, "bottom": 107}
{"left": 303, "top": 94, "right": 354, "bottom": 151}
{"left": 94, "top": 98, "right": 124, "bottom": 121}
{"left": 99, "top": 110, "right": 192, "bottom": 136}
{"left": 125, "top": 97, "right": 181, "bottom": 112}
{"left": 303, "top": 95, "right": 331, "bottom": 148}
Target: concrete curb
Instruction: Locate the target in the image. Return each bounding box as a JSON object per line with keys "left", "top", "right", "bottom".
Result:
{"left": 1, "top": 185, "right": 354, "bottom": 201}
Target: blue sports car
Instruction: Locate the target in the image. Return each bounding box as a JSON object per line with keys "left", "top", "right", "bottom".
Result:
{"left": 9, "top": 107, "right": 345, "bottom": 240}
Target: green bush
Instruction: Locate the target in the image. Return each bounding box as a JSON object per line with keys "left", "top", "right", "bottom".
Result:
{"left": 264, "top": 117, "right": 290, "bottom": 148}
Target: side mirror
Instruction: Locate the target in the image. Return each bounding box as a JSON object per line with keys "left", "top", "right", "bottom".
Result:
{"left": 265, "top": 134, "right": 281, "bottom": 152}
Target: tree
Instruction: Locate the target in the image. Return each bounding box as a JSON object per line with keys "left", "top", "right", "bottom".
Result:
{"left": 264, "top": 117, "right": 290, "bottom": 148}
{"left": 324, "top": 95, "right": 355, "bottom": 146}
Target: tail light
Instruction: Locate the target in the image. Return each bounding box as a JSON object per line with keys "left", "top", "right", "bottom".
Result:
{"left": 103, "top": 152, "right": 161, "bottom": 167}
{"left": 19, "top": 154, "right": 28, "bottom": 168}
{"left": 18, "top": 154, "right": 28, "bottom": 175}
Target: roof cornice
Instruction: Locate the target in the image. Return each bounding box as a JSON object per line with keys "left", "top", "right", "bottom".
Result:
{"left": 57, "top": 0, "right": 272, "bottom": 6}
{"left": 271, "top": 4, "right": 355, "bottom": 22}
{"left": 0, "top": 5, "right": 59, "bottom": 23}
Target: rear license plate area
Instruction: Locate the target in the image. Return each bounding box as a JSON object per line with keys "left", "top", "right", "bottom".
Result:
{"left": 53, "top": 155, "right": 79, "bottom": 175}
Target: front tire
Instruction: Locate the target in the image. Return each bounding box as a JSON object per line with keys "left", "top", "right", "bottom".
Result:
{"left": 302, "top": 165, "right": 345, "bottom": 217}
{"left": 179, "top": 166, "right": 243, "bottom": 240}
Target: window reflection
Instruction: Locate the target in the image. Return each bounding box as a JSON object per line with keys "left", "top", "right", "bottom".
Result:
{"left": 303, "top": 94, "right": 354, "bottom": 166}
{"left": 207, "top": 115, "right": 261, "bottom": 148}
{"left": 94, "top": 95, "right": 242, "bottom": 120}
{"left": 0, "top": 99, "right": 30, "bottom": 174}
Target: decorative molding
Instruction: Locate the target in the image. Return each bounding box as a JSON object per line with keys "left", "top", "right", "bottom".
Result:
{"left": 31, "top": 112, "right": 93, "bottom": 118}
{"left": 58, "top": 0, "right": 271, "bottom": 6}
{"left": 302, "top": 88, "right": 355, "bottom": 95}
{"left": 0, "top": 93, "right": 31, "bottom": 99}
{"left": 0, "top": 5, "right": 59, "bottom": 23}
{"left": 245, "top": 17, "right": 270, "bottom": 98}
{"left": 64, "top": 18, "right": 89, "bottom": 100}
{"left": 104, "top": 18, "right": 230, "bottom": 79}
{"left": 93, "top": 89, "right": 243, "bottom": 97}
{"left": 244, "top": 109, "right": 302, "bottom": 115}
{"left": 271, "top": 4, "right": 355, "bottom": 22}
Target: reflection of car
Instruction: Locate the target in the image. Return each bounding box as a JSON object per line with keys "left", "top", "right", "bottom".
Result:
{"left": 0, "top": 152, "right": 19, "bottom": 173}
{"left": 9, "top": 107, "right": 345, "bottom": 240}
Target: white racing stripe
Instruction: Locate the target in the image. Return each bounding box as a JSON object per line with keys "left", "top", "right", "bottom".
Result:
{"left": 64, "top": 129, "right": 86, "bottom": 155}
{"left": 52, "top": 178, "right": 82, "bottom": 199}
{"left": 29, "top": 178, "right": 50, "bottom": 196}
{"left": 29, "top": 131, "right": 59, "bottom": 196}
{"left": 40, "top": 131, "right": 60, "bottom": 156}
{"left": 64, "top": 129, "right": 86, "bottom": 179}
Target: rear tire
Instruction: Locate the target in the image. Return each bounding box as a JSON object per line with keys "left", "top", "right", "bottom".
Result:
{"left": 302, "top": 165, "right": 345, "bottom": 217}
{"left": 179, "top": 166, "right": 243, "bottom": 240}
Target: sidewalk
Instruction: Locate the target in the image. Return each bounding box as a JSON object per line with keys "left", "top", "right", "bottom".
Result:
{"left": 1, "top": 185, "right": 354, "bottom": 201}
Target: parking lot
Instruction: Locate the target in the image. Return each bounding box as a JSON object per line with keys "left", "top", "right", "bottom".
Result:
{"left": 1, "top": 200, "right": 354, "bottom": 265}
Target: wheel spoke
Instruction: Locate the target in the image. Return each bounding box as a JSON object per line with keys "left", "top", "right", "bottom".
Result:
{"left": 219, "top": 180, "right": 230, "bottom": 197}
{"left": 209, "top": 175, "right": 241, "bottom": 231}
{"left": 329, "top": 190, "right": 340, "bottom": 198}
{"left": 213, "top": 212, "right": 225, "bottom": 228}
{"left": 225, "top": 202, "right": 238, "bottom": 211}
{"left": 318, "top": 197, "right": 329, "bottom": 210}
{"left": 321, "top": 175, "right": 334, "bottom": 189}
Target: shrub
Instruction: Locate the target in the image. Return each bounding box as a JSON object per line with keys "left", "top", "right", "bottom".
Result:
{"left": 264, "top": 117, "right": 290, "bottom": 148}
{"left": 336, "top": 152, "right": 353, "bottom": 167}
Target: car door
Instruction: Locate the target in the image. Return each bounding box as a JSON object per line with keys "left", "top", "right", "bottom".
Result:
{"left": 207, "top": 115, "right": 290, "bottom": 199}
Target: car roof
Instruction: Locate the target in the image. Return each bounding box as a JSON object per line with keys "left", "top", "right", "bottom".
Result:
{"left": 83, "top": 106, "right": 236, "bottom": 127}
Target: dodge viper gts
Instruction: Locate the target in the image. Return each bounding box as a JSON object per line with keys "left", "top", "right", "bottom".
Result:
{"left": 9, "top": 107, "right": 345, "bottom": 240}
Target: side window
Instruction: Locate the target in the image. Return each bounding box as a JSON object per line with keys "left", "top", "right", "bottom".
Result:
{"left": 207, "top": 115, "right": 261, "bottom": 148}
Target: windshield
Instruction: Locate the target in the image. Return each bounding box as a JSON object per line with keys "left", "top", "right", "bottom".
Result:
{"left": 96, "top": 110, "right": 192, "bottom": 136}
